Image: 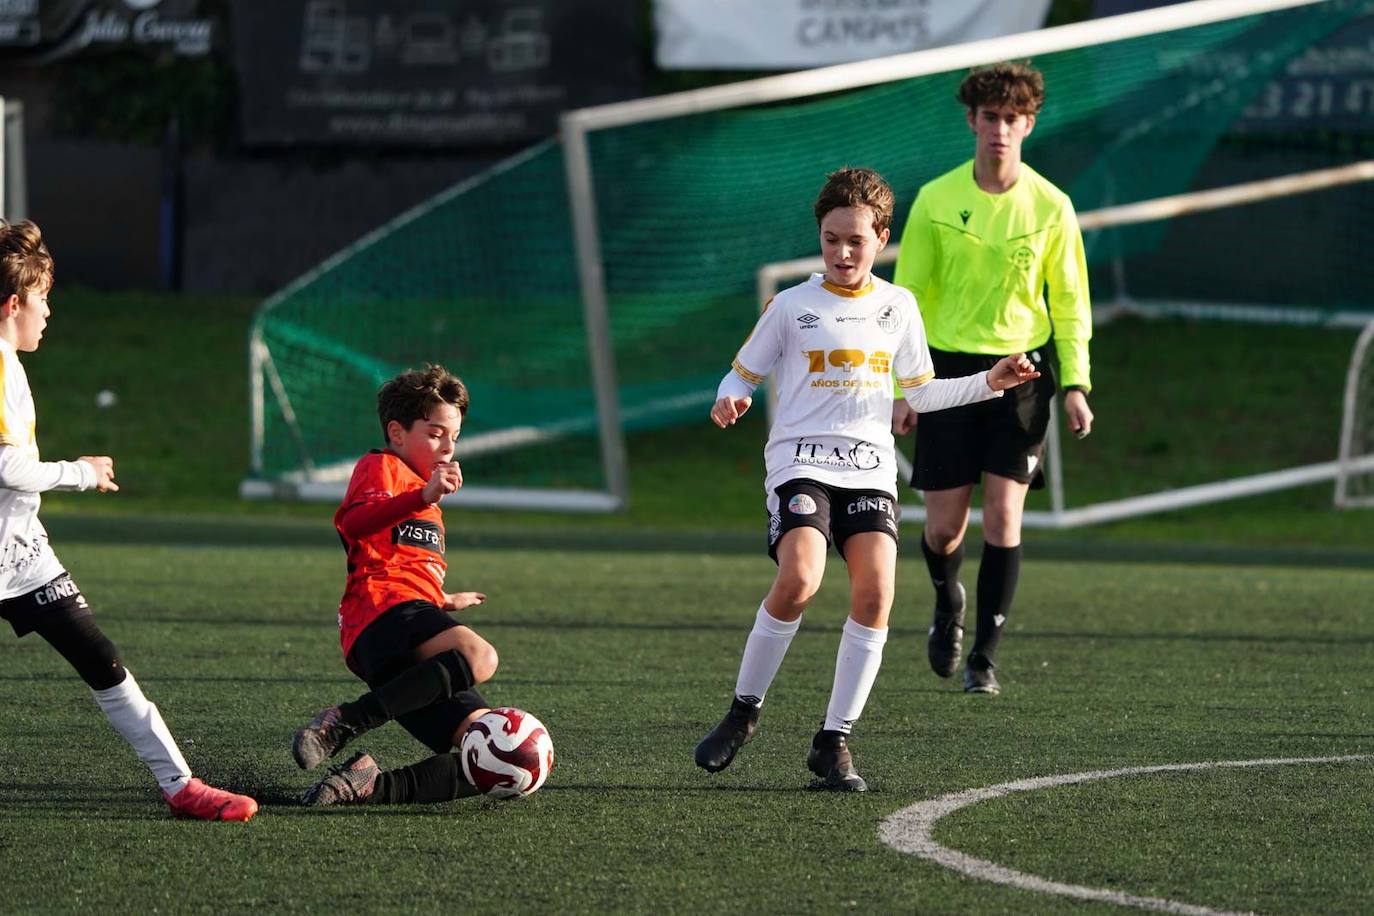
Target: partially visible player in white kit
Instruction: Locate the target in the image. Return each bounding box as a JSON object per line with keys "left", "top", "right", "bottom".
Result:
{"left": 0, "top": 220, "right": 257, "bottom": 821}
{"left": 692, "top": 168, "right": 1038, "bottom": 790}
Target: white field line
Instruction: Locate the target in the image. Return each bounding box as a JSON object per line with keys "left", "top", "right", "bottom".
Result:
{"left": 879, "top": 754, "right": 1374, "bottom": 915}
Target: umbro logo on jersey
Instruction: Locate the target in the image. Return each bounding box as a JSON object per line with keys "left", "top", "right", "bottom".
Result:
{"left": 960, "top": 209, "right": 972, "bottom": 225}
{"left": 797, "top": 313, "right": 819, "bottom": 329}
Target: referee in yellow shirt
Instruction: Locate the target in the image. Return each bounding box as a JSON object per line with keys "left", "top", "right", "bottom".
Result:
{"left": 892, "top": 62, "right": 1093, "bottom": 696}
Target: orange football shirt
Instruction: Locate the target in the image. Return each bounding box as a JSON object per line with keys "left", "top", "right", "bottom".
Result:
{"left": 334, "top": 450, "right": 447, "bottom": 657}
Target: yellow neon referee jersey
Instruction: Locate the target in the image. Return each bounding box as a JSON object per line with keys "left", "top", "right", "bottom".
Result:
{"left": 894, "top": 160, "right": 1092, "bottom": 391}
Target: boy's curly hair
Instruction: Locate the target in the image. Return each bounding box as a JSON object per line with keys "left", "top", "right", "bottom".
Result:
{"left": 0, "top": 220, "right": 53, "bottom": 299}
{"left": 813, "top": 167, "right": 895, "bottom": 234}
{"left": 377, "top": 364, "right": 469, "bottom": 439}
{"left": 958, "top": 61, "right": 1044, "bottom": 115}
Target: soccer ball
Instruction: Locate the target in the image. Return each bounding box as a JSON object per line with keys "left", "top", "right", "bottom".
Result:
{"left": 460, "top": 707, "right": 554, "bottom": 799}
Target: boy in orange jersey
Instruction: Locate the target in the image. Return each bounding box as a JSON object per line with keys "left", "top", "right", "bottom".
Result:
{"left": 0, "top": 220, "right": 256, "bottom": 820}
{"left": 294, "top": 364, "right": 498, "bottom": 806}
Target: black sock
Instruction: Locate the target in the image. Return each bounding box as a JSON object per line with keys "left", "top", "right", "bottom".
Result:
{"left": 453, "top": 688, "right": 490, "bottom": 724}
{"left": 364, "top": 752, "right": 477, "bottom": 805}
{"left": 340, "top": 650, "right": 475, "bottom": 732}
{"left": 921, "top": 535, "right": 965, "bottom": 611}
{"left": 972, "top": 543, "right": 1021, "bottom": 666}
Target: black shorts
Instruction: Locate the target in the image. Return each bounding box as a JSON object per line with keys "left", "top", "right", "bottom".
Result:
{"left": 0, "top": 573, "right": 91, "bottom": 637}
{"left": 346, "top": 599, "right": 472, "bottom": 754}
{"left": 912, "top": 344, "right": 1059, "bottom": 491}
{"left": 767, "top": 478, "right": 899, "bottom": 563}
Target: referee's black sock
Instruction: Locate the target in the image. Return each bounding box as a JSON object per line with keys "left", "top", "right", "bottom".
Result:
{"left": 340, "top": 650, "right": 475, "bottom": 732}
{"left": 920, "top": 534, "right": 965, "bottom": 612}
{"left": 972, "top": 542, "right": 1021, "bottom": 667}
{"left": 364, "top": 752, "right": 478, "bottom": 805}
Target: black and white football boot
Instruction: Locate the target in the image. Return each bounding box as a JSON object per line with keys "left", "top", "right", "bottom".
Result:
{"left": 693, "top": 697, "right": 759, "bottom": 773}
{"left": 805, "top": 729, "right": 867, "bottom": 792}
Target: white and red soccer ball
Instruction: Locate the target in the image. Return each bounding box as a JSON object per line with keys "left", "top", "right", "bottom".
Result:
{"left": 460, "top": 707, "right": 554, "bottom": 799}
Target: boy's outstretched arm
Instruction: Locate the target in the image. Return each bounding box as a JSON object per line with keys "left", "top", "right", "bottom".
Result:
{"left": 0, "top": 445, "right": 114, "bottom": 493}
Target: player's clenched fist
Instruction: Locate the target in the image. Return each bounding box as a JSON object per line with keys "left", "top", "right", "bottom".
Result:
{"left": 422, "top": 460, "right": 463, "bottom": 503}
{"left": 80, "top": 455, "right": 118, "bottom": 492}
{"left": 711, "top": 395, "right": 752, "bottom": 429}
{"left": 985, "top": 353, "right": 1040, "bottom": 391}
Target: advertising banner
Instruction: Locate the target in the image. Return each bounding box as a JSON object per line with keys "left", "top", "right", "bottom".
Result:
{"left": 654, "top": 0, "right": 1052, "bottom": 70}
{"left": 0, "top": 0, "right": 214, "bottom": 59}
{"left": 232, "top": 0, "right": 640, "bottom": 148}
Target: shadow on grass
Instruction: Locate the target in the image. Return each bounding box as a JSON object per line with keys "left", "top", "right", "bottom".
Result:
{"left": 1, "top": 785, "right": 171, "bottom": 821}
{"left": 0, "top": 673, "right": 357, "bottom": 685}
{"left": 1020, "top": 629, "right": 1374, "bottom": 646}
{"left": 43, "top": 513, "right": 1374, "bottom": 569}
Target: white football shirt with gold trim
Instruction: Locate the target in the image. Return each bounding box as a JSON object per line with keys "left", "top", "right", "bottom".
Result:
{"left": 0, "top": 338, "right": 70, "bottom": 599}
{"left": 719, "top": 273, "right": 999, "bottom": 498}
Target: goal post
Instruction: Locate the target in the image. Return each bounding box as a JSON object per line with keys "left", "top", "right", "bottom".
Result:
{"left": 1335, "top": 317, "right": 1374, "bottom": 508}
{"left": 0, "top": 97, "right": 27, "bottom": 222}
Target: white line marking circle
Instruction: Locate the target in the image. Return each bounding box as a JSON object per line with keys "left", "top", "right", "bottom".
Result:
{"left": 879, "top": 754, "right": 1373, "bottom": 915}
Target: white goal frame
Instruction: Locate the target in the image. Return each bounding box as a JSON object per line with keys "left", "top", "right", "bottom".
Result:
{"left": 1335, "top": 317, "right": 1374, "bottom": 508}
{"left": 0, "top": 97, "right": 27, "bottom": 222}
{"left": 246, "top": 0, "right": 1336, "bottom": 512}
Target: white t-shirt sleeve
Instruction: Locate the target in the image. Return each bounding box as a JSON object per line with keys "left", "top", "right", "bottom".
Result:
{"left": 894, "top": 292, "right": 1002, "bottom": 412}
{"left": 0, "top": 445, "right": 97, "bottom": 493}
{"left": 717, "top": 298, "right": 786, "bottom": 400}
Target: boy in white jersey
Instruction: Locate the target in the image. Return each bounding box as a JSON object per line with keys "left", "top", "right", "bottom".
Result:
{"left": 693, "top": 169, "right": 1038, "bottom": 790}
{"left": 0, "top": 220, "right": 257, "bottom": 821}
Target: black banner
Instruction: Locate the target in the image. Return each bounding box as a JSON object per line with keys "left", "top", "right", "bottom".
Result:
{"left": 1095, "top": 2, "right": 1374, "bottom": 133}
{"left": 231, "top": 0, "right": 640, "bottom": 148}
{"left": 0, "top": 0, "right": 215, "bottom": 59}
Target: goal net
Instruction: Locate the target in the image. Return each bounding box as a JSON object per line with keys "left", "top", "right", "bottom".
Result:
{"left": 243, "top": 0, "right": 1373, "bottom": 513}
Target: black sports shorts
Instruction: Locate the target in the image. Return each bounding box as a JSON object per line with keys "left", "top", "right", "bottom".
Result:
{"left": 347, "top": 599, "right": 474, "bottom": 753}
{"left": 911, "top": 344, "right": 1058, "bottom": 492}
{"left": 0, "top": 573, "right": 91, "bottom": 637}
{"left": 767, "top": 478, "right": 899, "bottom": 563}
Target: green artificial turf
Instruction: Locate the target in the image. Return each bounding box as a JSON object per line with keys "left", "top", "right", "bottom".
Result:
{"left": 1, "top": 521, "right": 1370, "bottom": 913}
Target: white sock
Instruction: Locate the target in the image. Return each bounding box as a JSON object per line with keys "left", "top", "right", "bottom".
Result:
{"left": 733, "top": 604, "right": 801, "bottom": 707}
{"left": 91, "top": 670, "right": 192, "bottom": 795}
{"left": 823, "top": 617, "right": 889, "bottom": 734}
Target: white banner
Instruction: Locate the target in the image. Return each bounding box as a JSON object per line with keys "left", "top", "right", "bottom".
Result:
{"left": 655, "top": 0, "right": 1053, "bottom": 69}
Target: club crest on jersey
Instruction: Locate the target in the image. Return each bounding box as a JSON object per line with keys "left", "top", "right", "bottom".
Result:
{"left": 787, "top": 494, "right": 818, "bottom": 516}
{"left": 959, "top": 208, "right": 972, "bottom": 225}
{"left": 875, "top": 305, "right": 899, "bottom": 334}
{"left": 1012, "top": 246, "right": 1034, "bottom": 270}
{"left": 797, "top": 313, "right": 819, "bottom": 329}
